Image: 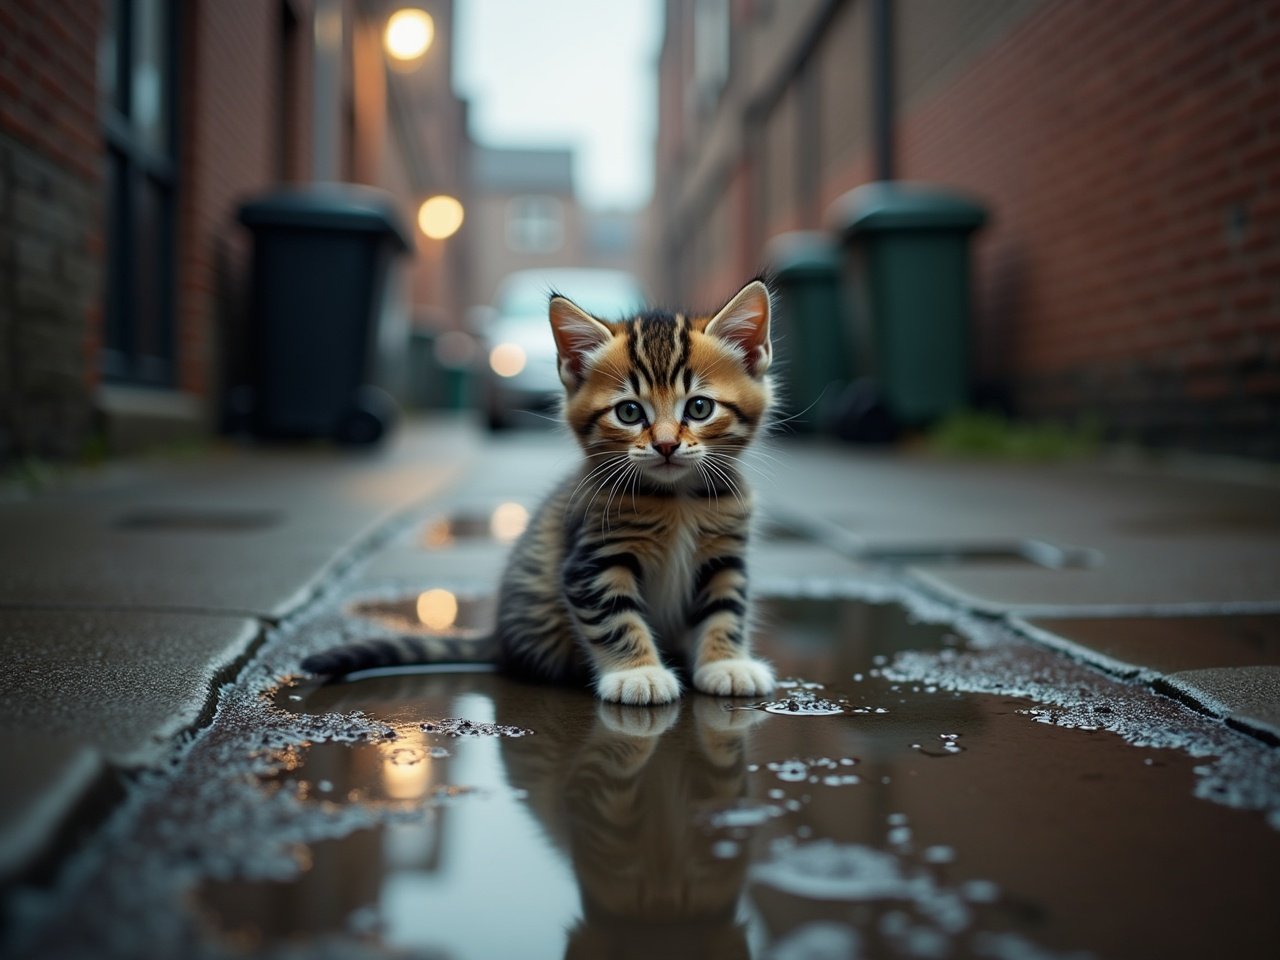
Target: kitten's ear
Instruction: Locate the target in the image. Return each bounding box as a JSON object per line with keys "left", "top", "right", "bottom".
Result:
{"left": 549, "top": 295, "right": 613, "bottom": 388}
{"left": 705, "top": 279, "right": 772, "bottom": 377}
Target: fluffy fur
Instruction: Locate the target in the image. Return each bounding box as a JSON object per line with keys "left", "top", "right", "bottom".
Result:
{"left": 303, "top": 279, "right": 778, "bottom": 705}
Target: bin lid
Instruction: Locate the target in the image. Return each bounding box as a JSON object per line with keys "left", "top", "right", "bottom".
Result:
{"left": 829, "top": 181, "right": 988, "bottom": 236}
{"left": 238, "top": 183, "right": 412, "bottom": 251}
{"left": 765, "top": 231, "right": 841, "bottom": 279}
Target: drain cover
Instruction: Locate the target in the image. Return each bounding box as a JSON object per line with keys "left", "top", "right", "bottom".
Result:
{"left": 116, "top": 509, "right": 281, "bottom": 531}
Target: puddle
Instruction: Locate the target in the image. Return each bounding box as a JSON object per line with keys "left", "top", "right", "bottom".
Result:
{"left": 196, "top": 834, "right": 381, "bottom": 948}
{"left": 16, "top": 597, "right": 1280, "bottom": 960}
{"left": 419, "top": 502, "right": 529, "bottom": 548}
{"left": 346, "top": 591, "right": 496, "bottom": 637}
{"left": 260, "top": 739, "right": 468, "bottom": 806}
{"left": 420, "top": 718, "right": 532, "bottom": 738}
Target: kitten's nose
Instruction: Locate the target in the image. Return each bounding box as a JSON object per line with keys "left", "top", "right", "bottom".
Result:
{"left": 653, "top": 439, "right": 679, "bottom": 460}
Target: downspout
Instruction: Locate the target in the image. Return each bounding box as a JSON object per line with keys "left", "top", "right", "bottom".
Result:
{"left": 871, "top": 0, "right": 895, "bottom": 181}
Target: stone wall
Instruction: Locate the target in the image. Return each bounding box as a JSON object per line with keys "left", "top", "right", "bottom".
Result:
{"left": 0, "top": 1, "right": 105, "bottom": 462}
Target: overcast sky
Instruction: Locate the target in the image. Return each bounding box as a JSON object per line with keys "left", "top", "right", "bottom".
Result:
{"left": 453, "top": 0, "right": 664, "bottom": 211}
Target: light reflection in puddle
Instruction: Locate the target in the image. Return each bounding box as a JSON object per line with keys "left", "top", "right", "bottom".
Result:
{"left": 419, "top": 502, "right": 530, "bottom": 550}
{"left": 345, "top": 592, "right": 496, "bottom": 639}
{"left": 261, "top": 738, "right": 464, "bottom": 806}
{"left": 196, "top": 599, "right": 1280, "bottom": 959}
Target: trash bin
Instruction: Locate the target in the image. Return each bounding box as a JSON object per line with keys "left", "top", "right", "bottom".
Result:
{"left": 238, "top": 184, "right": 412, "bottom": 444}
{"left": 765, "top": 231, "right": 852, "bottom": 435}
{"left": 831, "top": 181, "right": 987, "bottom": 427}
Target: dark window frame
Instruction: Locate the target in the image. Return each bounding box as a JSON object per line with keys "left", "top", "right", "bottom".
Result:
{"left": 100, "top": 0, "right": 181, "bottom": 387}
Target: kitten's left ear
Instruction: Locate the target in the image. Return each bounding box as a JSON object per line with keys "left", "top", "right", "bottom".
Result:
{"left": 705, "top": 279, "right": 772, "bottom": 377}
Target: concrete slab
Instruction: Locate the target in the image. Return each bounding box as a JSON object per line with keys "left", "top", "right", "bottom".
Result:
{"left": 0, "top": 423, "right": 473, "bottom": 618}
{"left": 774, "top": 447, "right": 1280, "bottom": 614}
{"left": 359, "top": 540, "right": 511, "bottom": 589}
{"left": 1157, "top": 666, "right": 1280, "bottom": 744}
{"left": 1016, "top": 614, "right": 1280, "bottom": 679}
{"left": 0, "top": 733, "right": 116, "bottom": 882}
{"left": 0, "top": 610, "right": 259, "bottom": 767}
{"left": 909, "top": 537, "right": 1280, "bottom": 614}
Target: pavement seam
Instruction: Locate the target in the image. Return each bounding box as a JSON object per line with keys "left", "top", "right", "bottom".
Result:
{"left": 787, "top": 510, "right": 1280, "bottom": 751}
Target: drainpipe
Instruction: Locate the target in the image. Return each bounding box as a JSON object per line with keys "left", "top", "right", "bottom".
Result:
{"left": 871, "top": 0, "right": 894, "bottom": 181}
{"left": 312, "top": 0, "right": 343, "bottom": 182}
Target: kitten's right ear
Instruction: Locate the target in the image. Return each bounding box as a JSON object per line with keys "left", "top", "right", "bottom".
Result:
{"left": 549, "top": 295, "right": 613, "bottom": 388}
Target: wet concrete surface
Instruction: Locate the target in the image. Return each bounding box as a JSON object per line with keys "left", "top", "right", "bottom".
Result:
{"left": 6, "top": 431, "right": 1280, "bottom": 958}
{"left": 1019, "top": 614, "right": 1280, "bottom": 678}
{"left": 9, "top": 587, "right": 1280, "bottom": 960}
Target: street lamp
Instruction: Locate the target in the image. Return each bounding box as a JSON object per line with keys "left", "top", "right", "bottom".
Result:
{"left": 418, "top": 195, "right": 464, "bottom": 240}
{"left": 384, "top": 8, "right": 434, "bottom": 62}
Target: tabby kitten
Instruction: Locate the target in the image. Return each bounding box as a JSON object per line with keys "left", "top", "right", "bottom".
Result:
{"left": 303, "top": 278, "right": 777, "bottom": 705}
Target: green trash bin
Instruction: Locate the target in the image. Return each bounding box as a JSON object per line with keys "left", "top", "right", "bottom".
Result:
{"left": 831, "top": 182, "right": 987, "bottom": 426}
{"left": 765, "top": 232, "right": 853, "bottom": 435}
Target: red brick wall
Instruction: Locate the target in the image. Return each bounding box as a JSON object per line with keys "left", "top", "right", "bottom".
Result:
{"left": 0, "top": 0, "right": 105, "bottom": 459}
{"left": 0, "top": 1, "right": 102, "bottom": 182}
{"left": 177, "top": 0, "right": 286, "bottom": 399}
{"left": 891, "top": 0, "right": 1280, "bottom": 455}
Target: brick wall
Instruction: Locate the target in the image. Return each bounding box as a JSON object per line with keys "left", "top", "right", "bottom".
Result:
{"left": 889, "top": 0, "right": 1280, "bottom": 456}
{"left": 0, "top": 0, "right": 104, "bottom": 461}
{"left": 178, "top": 0, "right": 285, "bottom": 402}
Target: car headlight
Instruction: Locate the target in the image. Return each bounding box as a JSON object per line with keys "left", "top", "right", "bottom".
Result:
{"left": 489, "top": 343, "right": 527, "bottom": 378}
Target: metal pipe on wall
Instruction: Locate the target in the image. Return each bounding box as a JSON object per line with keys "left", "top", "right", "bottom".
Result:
{"left": 312, "top": 0, "right": 343, "bottom": 182}
{"left": 871, "top": 0, "right": 895, "bottom": 181}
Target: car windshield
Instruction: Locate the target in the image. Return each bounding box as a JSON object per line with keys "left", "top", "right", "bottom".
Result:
{"left": 496, "top": 270, "right": 644, "bottom": 320}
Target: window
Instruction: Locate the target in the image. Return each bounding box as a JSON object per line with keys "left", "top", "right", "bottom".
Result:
{"left": 99, "top": 0, "right": 179, "bottom": 385}
{"left": 693, "top": 0, "right": 730, "bottom": 110}
{"left": 506, "top": 196, "right": 564, "bottom": 253}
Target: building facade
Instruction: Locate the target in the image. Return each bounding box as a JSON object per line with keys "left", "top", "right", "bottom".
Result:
{"left": 653, "top": 0, "right": 1280, "bottom": 457}
{"left": 467, "top": 145, "right": 642, "bottom": 309}
{"left": 1, "top": 0, "right": 471, "bottom": 462}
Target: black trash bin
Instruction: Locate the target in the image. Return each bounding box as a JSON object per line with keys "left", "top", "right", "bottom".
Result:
{"left": 238, "top": 184, "right": 412, "bottom": 444}
{"left": 765, "top": 231, "right": 853, "bottom": 435}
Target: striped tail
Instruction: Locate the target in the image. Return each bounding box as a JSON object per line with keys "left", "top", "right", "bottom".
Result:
{"left": 301, "top": 633, "right": 498, "bottom": 677}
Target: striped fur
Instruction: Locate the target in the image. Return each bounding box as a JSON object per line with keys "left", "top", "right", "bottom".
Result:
{"left": 304, "top": 279, "right": 778, "bottom": 705}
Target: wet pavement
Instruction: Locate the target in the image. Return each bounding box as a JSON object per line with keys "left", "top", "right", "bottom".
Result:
{"left": 4, "top": 425, "right": 1280, "bottom": 959}
{"left": 8, "top": 581, "right": 1280, "bottom": 959}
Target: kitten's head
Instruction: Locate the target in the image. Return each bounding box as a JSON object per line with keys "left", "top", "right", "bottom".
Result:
{"left": 548, "top": 278, "right": 774, "bottom": 487}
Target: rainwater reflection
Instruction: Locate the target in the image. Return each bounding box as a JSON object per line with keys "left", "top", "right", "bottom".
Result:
{"left": 218, "top": 600, "right": 1280, "bottom": 959}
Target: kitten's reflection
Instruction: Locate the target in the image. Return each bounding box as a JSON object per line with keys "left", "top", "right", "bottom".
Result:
{"left": 501, "top": 697, "right": 763, "bottom": 960}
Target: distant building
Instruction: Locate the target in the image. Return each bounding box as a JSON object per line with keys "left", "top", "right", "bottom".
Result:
{"left": 0, "top": 0, "right": 471, "bottom": 461}
{"left": 467, "top": 145, "right": 641, "bottom": 308}
{"left": 653, "top": 0, "right": 1280, "bottom": 458}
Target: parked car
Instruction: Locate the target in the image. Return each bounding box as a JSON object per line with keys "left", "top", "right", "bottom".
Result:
{"left": 480, "top": 268, "right": 645, "bottom": 430}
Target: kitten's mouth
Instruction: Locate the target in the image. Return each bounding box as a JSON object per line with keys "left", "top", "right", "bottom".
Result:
{"left": 646, "top": 460, "right": 690, "bottom": 478}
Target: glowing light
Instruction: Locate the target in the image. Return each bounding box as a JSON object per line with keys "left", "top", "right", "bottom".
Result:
{"left": 490, "top": 502, "right": 529, "bottom": 542}
{"left": 384, "top": 9, "right": 434, "bottom": 62}
{"left": 379, "top": 737, "right": 432, "bottom": 801}
{"left": 489, "top": 343, "right": 526, "bottom": 378}
{"left": 417, "top": 195, "right": 464, "bottom": 239}
{"left": 421, "top": 518, "right": 453, "bottom": 549}
{"left": 416, "top": 589, "right": 458, "bottom": 630}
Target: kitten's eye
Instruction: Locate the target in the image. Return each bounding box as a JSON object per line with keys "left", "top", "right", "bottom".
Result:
{"left": 615, "top": 401, "right": 645, "bottom": 425}
{"left": 685, "top": 396, "right": 715, "bottom": 421}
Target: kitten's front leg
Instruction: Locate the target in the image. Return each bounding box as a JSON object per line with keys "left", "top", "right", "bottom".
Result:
{"left": 563, "top": 547, "right": 681, "bottom": 705}
{"left": 688, "top": 545, "right": 775, "bottom": 697}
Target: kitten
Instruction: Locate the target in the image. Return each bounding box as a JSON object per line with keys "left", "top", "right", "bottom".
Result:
{"left": 303, "top": 278, "right": 778, "bottom": 705}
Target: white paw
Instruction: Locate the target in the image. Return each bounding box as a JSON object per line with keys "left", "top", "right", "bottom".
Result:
{"left": 595, "top": 665, "right": 682, "bottom": 705}
{"left": 597, "top": 700, "right": 681, "bottom": 737}
{"left": 694, "top": 658, "right": 776, "bottom": 697}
